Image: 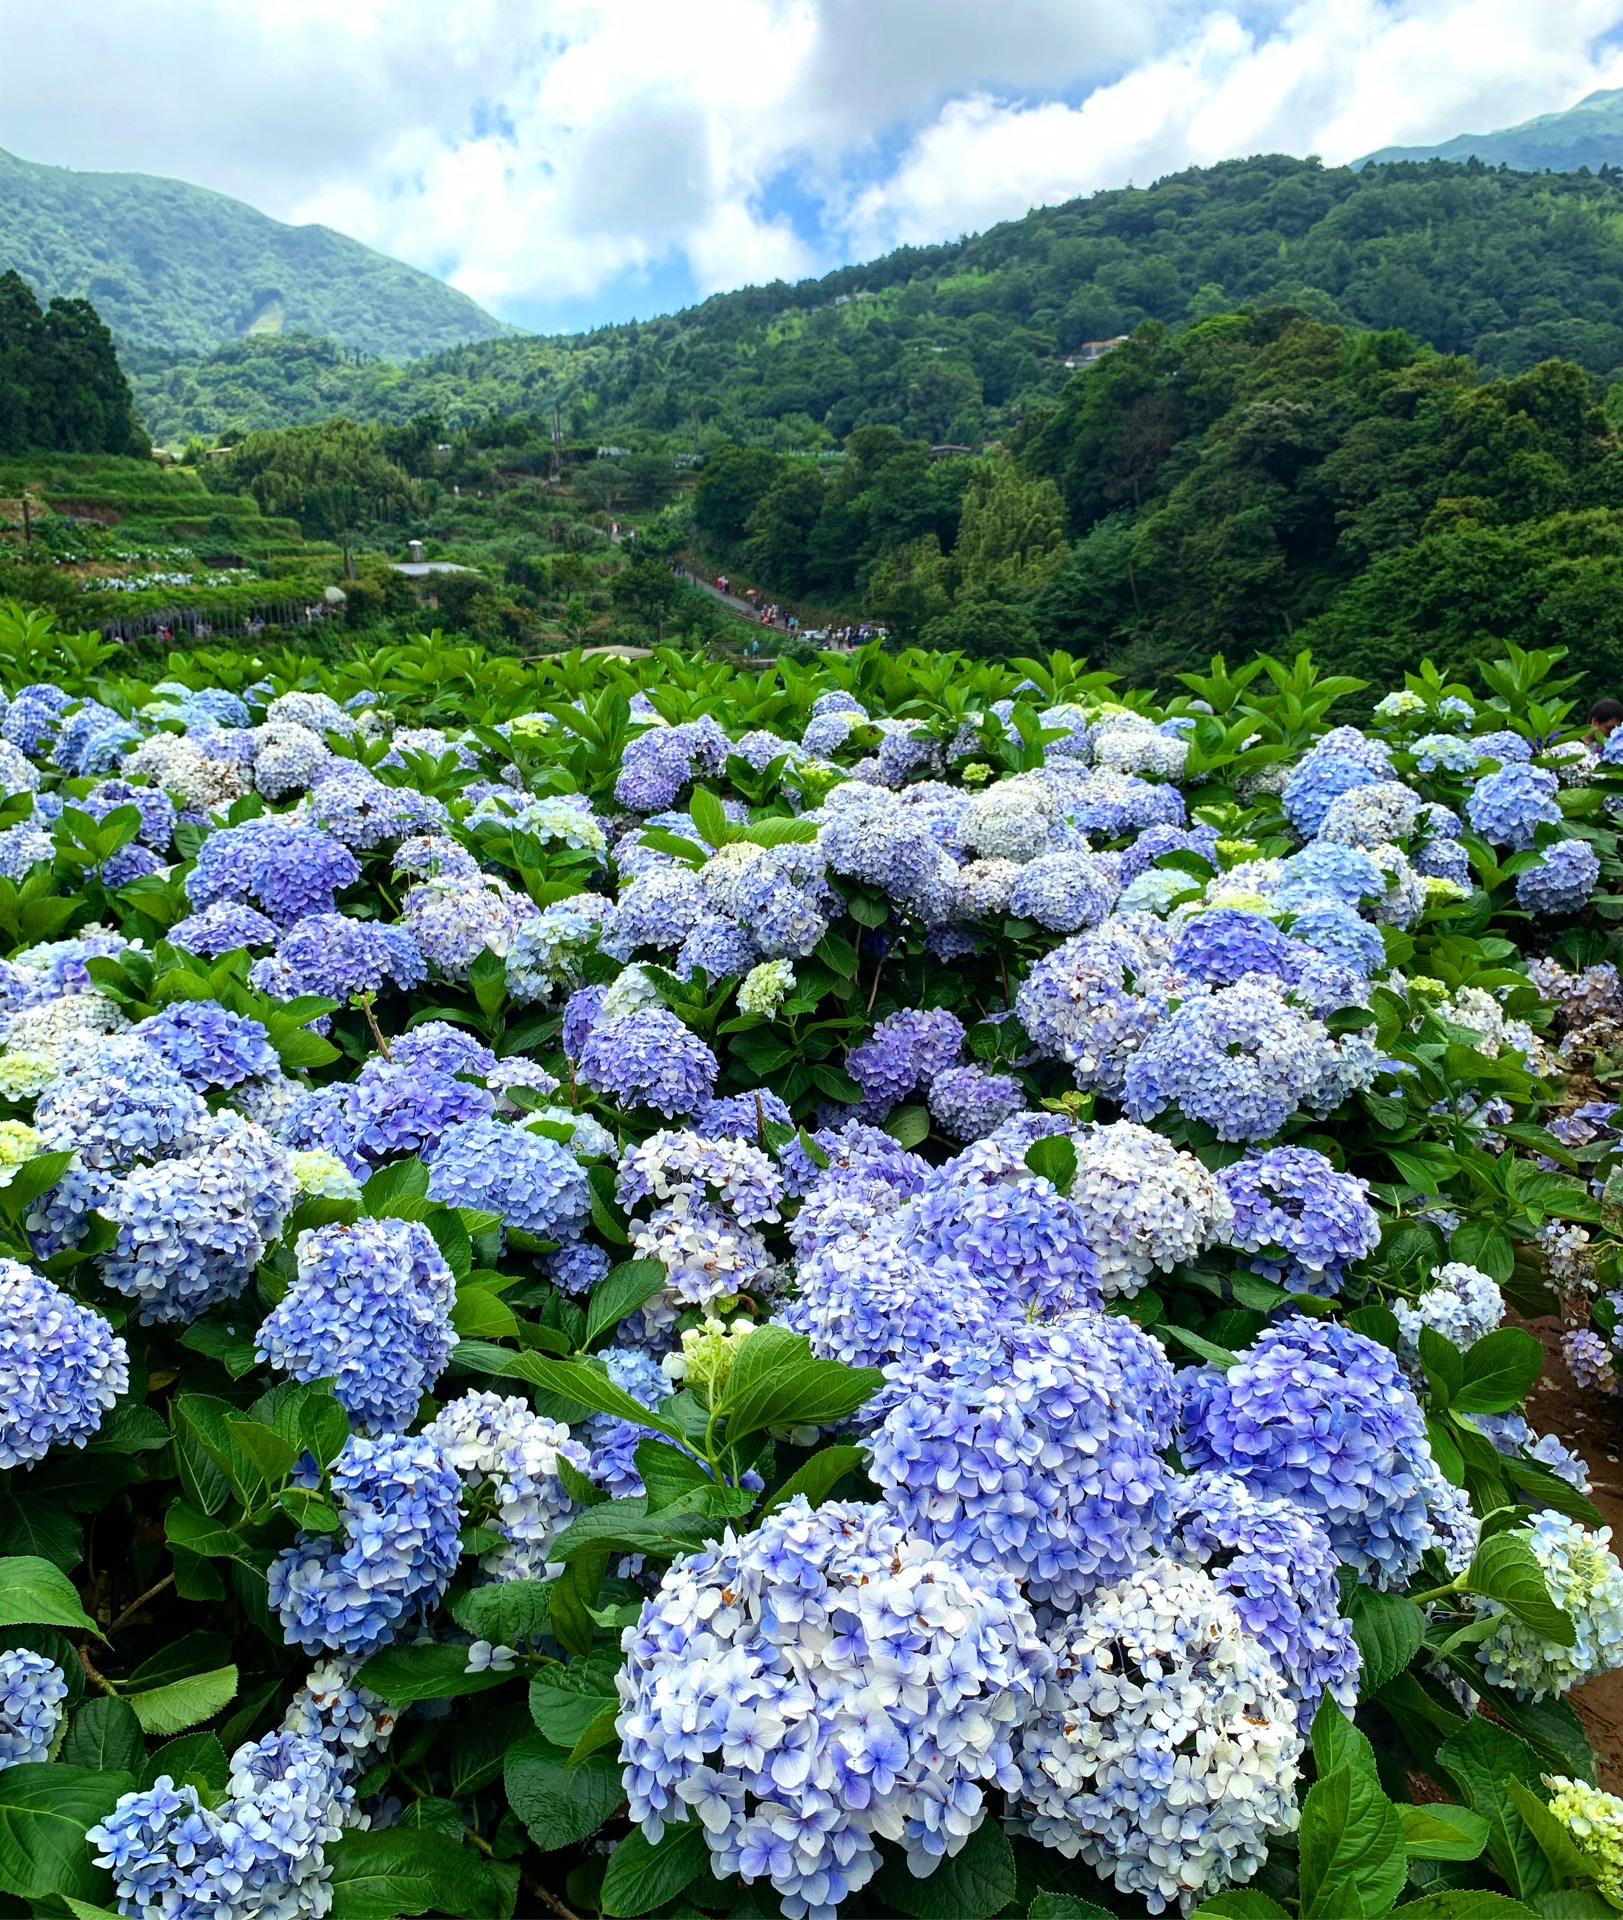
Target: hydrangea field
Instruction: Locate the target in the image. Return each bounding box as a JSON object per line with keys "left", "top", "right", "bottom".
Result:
{"left": 2, "top": 616, "right": 1623, "bottom": 1920}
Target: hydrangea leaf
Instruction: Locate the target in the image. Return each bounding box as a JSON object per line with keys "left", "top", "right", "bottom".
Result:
{"left": 503, "top": 1733, "right": 625, "bottom": 1851}
{"left": 1398, "top": 1803, "right": 1491, "bottom": 1860}
{"left": 1343, "top": 1586, "right": 1425, "bottom": 1693}
{"left": 873, "top": 1822, "right": 1018, "bottom": 1920}
{"left": 0, "top": 1556, "right": 101, "bottom": 1640}
{"left": 1297, "top": 1763, "right": 1408, "bottom": 1920}
{"left": 0, "top": 1764, "right": 135, "bottom": 1902}
{"left": 600, "top": 1819, "right": 709, "bottom": 1917}
{"left": 1438, "top": 1717, "right": 1557, "bottom": 1900}
{"left": 326, "top": 1827, "right": 504, "bottom": 1919}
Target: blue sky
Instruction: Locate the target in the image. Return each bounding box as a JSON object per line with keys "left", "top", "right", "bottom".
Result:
{"left": 5, "top": 0, "right": 1623, "bottom": 336}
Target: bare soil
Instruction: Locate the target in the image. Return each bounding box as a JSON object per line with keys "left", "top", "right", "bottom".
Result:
{"left": 1514, "top": 1308, "right": 1623, "bottom": 1787}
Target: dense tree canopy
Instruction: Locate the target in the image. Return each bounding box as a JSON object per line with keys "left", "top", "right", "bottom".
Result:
{"left": 0, "top": 270, "right": 149, "bottom": 457}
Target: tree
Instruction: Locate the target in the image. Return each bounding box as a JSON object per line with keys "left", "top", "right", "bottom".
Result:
{"left": 0, "top": 271, "right": 148, "bottom": 456}
{"left": 693, "top": 446, "right": 785, "bottom": 550}
{"left": 952, "top": 461, "right": 1067, "bottom": 595}
{"left": 609, "top": 559, "right": 687, "bottom": 639}
{"left": 215, "top": 420, "right": 418, "bottom": 575}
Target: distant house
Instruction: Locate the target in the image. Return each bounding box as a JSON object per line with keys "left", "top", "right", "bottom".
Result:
{"left": 392, "top": 540, "right": 478, "bottom": 605}
{"left": 1062, "top": 337, "right": 1131, "bottom": 369}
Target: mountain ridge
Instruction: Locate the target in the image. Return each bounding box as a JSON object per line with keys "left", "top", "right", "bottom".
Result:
{"left": 0, "top": 145, "right": 513, "bottom": 359}
{"left": 1358, "top": 87, "right": 1623, "bottom": 171}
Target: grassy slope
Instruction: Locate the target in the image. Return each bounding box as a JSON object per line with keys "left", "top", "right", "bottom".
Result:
{"left": 0, "top": 145, "right": 511, "bottom": 358}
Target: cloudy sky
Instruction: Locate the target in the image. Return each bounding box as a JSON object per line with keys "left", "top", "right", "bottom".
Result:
{"left": 4, "top": 0, "right": 1623, "bottom": 333}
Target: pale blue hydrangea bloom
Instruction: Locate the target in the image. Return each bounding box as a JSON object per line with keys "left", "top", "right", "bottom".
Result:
{"left": 0, "top": 1259, "right": 128, "bottom": 1467}
{"left": 0, "top": 1648, "right": 68, "bottom": 1769}
{"left": 616, "top": 1498, "right": 1051, "bottom": 1920}
{"left": 426, "top": 1116, "right": 590, "bottom": 1239}
{"left": 257, "top": 1218, "right": 457, "bottom": 1435}
{"left": 1474, "top": 1514, "right": 1623, "bottom": 1698}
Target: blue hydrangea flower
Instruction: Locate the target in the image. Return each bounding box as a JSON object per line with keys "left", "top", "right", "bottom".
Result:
{"left": 615, "top": 726, "right": 697, "bottom": 811}
{"left": 1170, "top": 908, "right": 1305, "bottom": 987}
{"left": 0, "top": 1259, "right": 128, "bottom": 1466}
{"left": 1180, "top": 1316, "right": 1439, "bottom": 1584}
{"left": 255, "top": 913, "right": 426, "bottom": 1001}
{"left": 546, "top": 1239, "right": 612, "bottom": 1297}
{"left": 1475, "top": 729, "right": 1535, "bottom": 764}
{"left": 847, "top": 1006, "right": 964, "bottom": 1119}
{"left": 269, "top": 1432, "right": 463, "bottom": 1655}
{"left": 1124, "top": 977, "right": 1375, "bottom": 1142}
{"left": 34, "top": 1057, "right": 208, "bottom": 1170}
{"left": 186, "top": 816, "right": 361, "bottom": 924}
{"left": 869, "top": 1311, "right": 1173, "bottom": 1604}
{"left": 905, "top": 1174, "right": 1100, "bottom": 1317}
{"left": 1288, "top": 903, "right": 1386, "bottom": 974}
{"left": 1517, "top": 840, "right": 1601, "bottom": 915}
{"left": 696, "top": 1088, "right": 794, "bottom": 1142}
{"left": 1119, "top": 822, "right": 1222, "bottom": 884}
{"left": 427, "top": 1389, "right": 588, "bottom": 1580}
{"left": 426, "top": 1116, "right": 590, "bottom": 1239}
{"left": 2, "top": 684, "right": 71, "bottom": 757}
{"left": 1172, "top": 1469, "right": 1360, "bottom": 1733}
{"left": 1011, "top": 1559, "right": 1301, "bottom": 1913}
{"left": 303, "top": 765, "right": 449, "bottom": 850}
{"left": 84, "top": 778, "right": 176, "bottom": 851}
{"left": 1282, "top": 750, "right": 1380, "bottom": 835}
{"left": 257, "top": 1218, "right": 457, "bottom": 1435}
{"left": 132, "top": 1001, "right": 280, "bottom": 1091}
{"left": 1008, "top": 851, "right": 1120, "bottom": 933}
{"left": 577, "top": 1009, "right": 718, "bottom": 1117}
{"left": 783, "top": 1231, "right": 1003, "bottom": 1371}
{"left": 0, "top": 1649, "right": 68, "bottom": 1769}
{"left": 616, "top": 1499, "right": 1051, "bottom": 1915}
{"left": 926, "top": 1064, "right": 1027, "bottom": 1141}
{"left": 391, "top": 1021, "right": 496, "bottom": 1079}
{"left": 1218, "top": 1147, "right": 1381, "bottom": 1296}
{"left": 167, "top": 899, "right": 279, "bottom": 957}
{"left": 1467, "top": 763, "right": 1562, "bottom": 850}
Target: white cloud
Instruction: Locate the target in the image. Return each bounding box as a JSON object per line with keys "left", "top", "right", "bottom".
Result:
{"left": 2, "top": 0, "right": 1622, "bottom": 324}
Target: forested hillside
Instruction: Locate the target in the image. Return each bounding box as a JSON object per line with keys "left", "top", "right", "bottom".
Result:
{"left": 133, "top": 154, "right": 1623, "bottom": 443}
{"left": 0, "top": 145, "right": 510, "bottom": 358}
{"left": 1361, "top": 86, "right": 1623, "bottom": 171}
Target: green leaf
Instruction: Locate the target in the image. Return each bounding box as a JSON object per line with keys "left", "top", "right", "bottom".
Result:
{"left": 61, "top": 1900, "right": 124, "bottom": 1920}
{"left": 1311, "top": 1694, "right": 1378, "bottom": 1780}
{"left": 1462, "top": 1531, "right": 1575, "bottom": 1645}
{"left": 1533, "top": 1895, "right": 1619, "bottom": 1919}
{"left": 0, "top": 1556, "right": 101, "bottom": 1638}
{"left": 585, "top": 1259, "right": 668, "bottom": 1347}
{"left": 1450, "top": 1220, "right": 1516, "bottom": 1284}
{"left": 326, "top": 1827, "right": 503, "bottom": 1919}
{"left": 1454, "top": 1328, "right": 1545, "bottom": 1414}
{"left": 1297, "top": 1764, "right": 1408, "bottom": 1919}
{"left": 759, "top": 1444, "right": 867, "bottom": 1518}
{"left": 1393, "top": 1897, "right": 1543, "bottom": 1920}
{"left": 567, "top": 1708, "right": 619, "bottom": 1765}
{"left": 1032, "top": 1898, "right": 1126, "bottom": 1920}
{"left": 0, "top": 1151, "right": 73, "bottom": 1211}
{"left": 1400, "top": 1804, "right": 1491, "bottom": 1860}
{"left": 1159, "top": 1324, "right": 1240, "bottom": 1370}
{"left": 127, "top": 1666, "right": 238, "bottom": 1737}
{"left": 720, "top": 1356, "right": 882, "bottom": 1442}
{"left": 528, "top": 1650, "right": 623, "bottom": 1748}
{"left": 883, "top": 1103, "right": 932, "bottom": 1150}
{"left": 0, "top": 1492, "right": 83, "bottom": 1572}
{"left": 452, "top": 1579, "right": 553, "bottom": 1647}
{"left": 1420, "top": 1325, "right": 1465, "bottom": 1406}
{"left": 1024, "top": 1134, "right": 1078, "bottom": 1192}
{"left": 1345, "top": 1303, "right": 1402, "bottom": 1353}
{"left": 86, "top": 1399, "right": 170, "bottom": 1453}
{"left": 687, "top": 787, "right": 730, "bottom": 850}
{"left": 491, "top": 1350, "right": 689, "bottom": 1443}
{"left": 504, "top": 1733, "right": 625, "bottom": 1851}
{"left": 355, "top": 1644, "right": 516, "bottom": 1707}
{"left": 360, "top": 1156, "right": 431, "bottom": 1216}
{"left": 140, "top": 1733, "right": 229, "bottom": 1796}
{"left": 223, "top": 1416, "right": 298, "bottom": 1485}
{"left": 635, "top": 1440, "right": 712, "bottom": 1514}
{"left": 601, "top": 1820, "right": 709, "bottom": 1917}
{"left": 872, "top": 1820, "right": 1018, "bottom": 1920}
{"left": 1191, "top": 1897, "right": 1292, "bottom": 1920}
{"left": 450, "top": 1283, "right": 519, "bottom": 1339}
{"left": 0, "top": 1764, "right": 134, "bottom": 1901}
{"left": 164, "top": 1503, "right": 261, "bottom": 1568}
{"left": 1438, "top": 1718, "right": 1555, "bottom": 1899}
{"left": 61, "top": 1696, "right": 144, "bottom": 1775}
{"left": 1506, "top": 1780, "right": 1597, "bottom": 1882}
{"left": 1344, "top": 1587, "right": 1425, "bottom": 1693}
{"left": 1458, "top": 1677, "right": 1597, "bottom": 1785}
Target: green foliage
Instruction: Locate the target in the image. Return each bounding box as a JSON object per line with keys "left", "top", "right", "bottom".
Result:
{"left": 0, "top": 145, "right": 508, "bottom": 359}
{"left": 0, "top": 270, "right": 148, "bottom": 457}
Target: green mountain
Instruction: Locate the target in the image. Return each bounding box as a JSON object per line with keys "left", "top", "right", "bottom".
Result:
{"left": 128, "top": 154, "right": 1623, "bottom": 446}
{"left": 0, "top": 145, "right": 511, "bottom": 359}
{"left": 1359, "top": 88, "right": 1623, "bottom": 172}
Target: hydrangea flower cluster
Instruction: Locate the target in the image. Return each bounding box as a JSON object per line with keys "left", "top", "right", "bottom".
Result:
{"left": 0, "top": 1648, "right": 68, "bottom": 1769}
{"left": 868, "top": 1312, "right": 1174, "bottom": 1603}
{"left": 577, "top": 1008, "right": 718, "bottom": 1117}
{"left": 616, "top": 1498, "right": 1052, "bottom": 1920}
{"left": 425, "top": 1116, "right": 590, "bottom": 1239}
{"left": 426, "top": 1390, "right": 588, "bottom": 1580}
{"left": 1068, "top": 1121, "right": 1233, "bottom": 1298}
{"left": 0, "top": 1259, "right": 128, "bottom": 1466}
{"left": 270, "top": 1432, "right": 463, "bottom": 1655}
{"left": 1217, "top": 1148, "right": 1381, "bottom": 1295}
{"left": 1545, "top": 1777, "right": 1623, "bottom": 1906}
{"left": 256, "top": 1219, "right": 457, "bottom": 1434}
{"left": 1011, "top": 1559, "right": 1302, "bottom": 1913}
{"left": 1392, "top": 1262, "right": 1505, "bottom": 1360}
{"left": 1180, "top": 1317, "right": 1440, "bottom": 1584}
{"left": 1472, "top": 1513, "right": 1623, "bottom": 1697}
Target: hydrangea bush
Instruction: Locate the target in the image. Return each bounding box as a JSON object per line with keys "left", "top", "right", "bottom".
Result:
{"left": 0, "top": 631, "right": 1616, "bottom": 1920}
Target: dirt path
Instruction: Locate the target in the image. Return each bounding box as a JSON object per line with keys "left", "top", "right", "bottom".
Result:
{"left": 1517, "top": 1309, "right": 1623, "bottom": 1787}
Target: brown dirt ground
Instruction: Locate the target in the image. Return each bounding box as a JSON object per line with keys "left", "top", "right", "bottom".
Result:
{"left": 1514, "top": 1308, "right": 1623, "bottom": 1788}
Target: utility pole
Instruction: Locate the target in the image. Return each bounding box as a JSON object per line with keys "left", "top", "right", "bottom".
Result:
{"left": 551, "top": 402, "right": 563, "bottom": 485}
